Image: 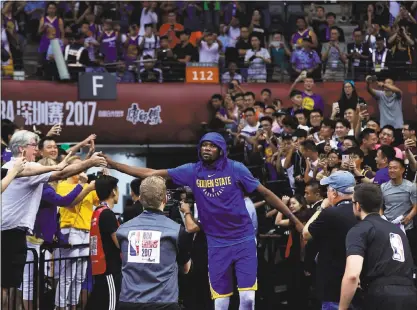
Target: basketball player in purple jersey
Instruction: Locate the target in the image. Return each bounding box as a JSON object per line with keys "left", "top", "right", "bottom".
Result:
{"left": 102, "top": 133, "right": 303, "bottom": 309}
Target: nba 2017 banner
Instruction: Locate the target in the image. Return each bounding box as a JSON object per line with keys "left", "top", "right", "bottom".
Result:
{"left": 1, "top": 81, "right": 416, "bottom": 144}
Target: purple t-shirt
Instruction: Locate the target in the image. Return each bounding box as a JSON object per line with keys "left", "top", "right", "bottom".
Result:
{"left": 1, "top": 148, "right": 12, "bottom": 163}
{"left": 168, "top": 160, "right": 260, "bottom": 247}
{"left": 373, "top": 167, "right": 390, "bottom": 185}
{"left": 291, "top": 49, "right": 321, "bottom": 71}
{"left": 302, "top": 91, "right": 325, "bottom": 112}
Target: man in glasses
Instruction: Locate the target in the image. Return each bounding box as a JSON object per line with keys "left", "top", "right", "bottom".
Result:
{"left": 302, "top": 171, "right": 358, "bottom": 309}
{"left": 340, "top": 183, "right": 417, "bottom": 310}
{"left": 1, "top": 130, "right": 107, "bottom": 307}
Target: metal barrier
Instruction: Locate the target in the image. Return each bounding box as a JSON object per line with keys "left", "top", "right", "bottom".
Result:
{"left": 1, "top": 243, "right": 91, "bottom": 310}
{"left": 38, "top": 243, "right": 91, "bottom": 310}
{"left": 1, "top": 248, "right": 38, "bottom": 310}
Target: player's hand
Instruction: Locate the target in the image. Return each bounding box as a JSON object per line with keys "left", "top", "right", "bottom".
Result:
{"left": 90, "top": 152, "right": 107, "bottom": 167}
{"left": 179, "top": 201, "right": 191, "bottom": 214}
{"left": 98, "top": 153, "right": 114, "bottom": 168}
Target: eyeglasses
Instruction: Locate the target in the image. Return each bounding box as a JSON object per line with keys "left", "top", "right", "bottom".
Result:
{"left": 26, "top": 143, "right": 38, "bottom": 148}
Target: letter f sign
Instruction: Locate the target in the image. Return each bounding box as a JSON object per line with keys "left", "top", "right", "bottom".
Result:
{"left": 92, "top": 76, "right": 104, "bottom": 96}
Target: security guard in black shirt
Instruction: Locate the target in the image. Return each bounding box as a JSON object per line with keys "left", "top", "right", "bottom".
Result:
{"left": 64, "top": 33, "right": 92, "bottom": 81}
{"left": 340, "top": 183, "right": 417, "bottom": 310}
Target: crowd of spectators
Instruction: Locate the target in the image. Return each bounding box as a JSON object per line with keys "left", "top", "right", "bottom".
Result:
{"left": 2, "top": 1, "right": 417, "bottom": 82}
{"left": 200, "top": 65, "right": 417, "bottom": 308}
{"left": 1, "top": 73, "right": 417, "bottom": 309}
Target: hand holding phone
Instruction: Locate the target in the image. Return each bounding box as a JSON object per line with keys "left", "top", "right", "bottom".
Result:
{"left": 405, "top": 139, "right": 416, "bottom": 149}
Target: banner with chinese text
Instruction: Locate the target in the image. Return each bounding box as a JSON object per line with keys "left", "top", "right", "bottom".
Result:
{"left": 2, "top": 81, "right": 416, "bottom": 144}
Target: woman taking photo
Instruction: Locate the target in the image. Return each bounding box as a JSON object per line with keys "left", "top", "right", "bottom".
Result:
{"left": 315, "top": 150, "right": 342, "bottom": 181}
{"left": 331, "top": 80, "right": 366, "bottom": 118}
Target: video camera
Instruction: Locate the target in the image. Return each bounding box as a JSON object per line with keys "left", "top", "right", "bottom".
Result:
{"left": 167, "top": 187, "right": 195, "bottom": 205}
{"left": 87, "top": 171, "right": 103, "bottom": 183}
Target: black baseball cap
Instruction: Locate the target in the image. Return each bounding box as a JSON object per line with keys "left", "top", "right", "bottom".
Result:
{"left": 274, "top": 109, "right": 288, "bottom": 117}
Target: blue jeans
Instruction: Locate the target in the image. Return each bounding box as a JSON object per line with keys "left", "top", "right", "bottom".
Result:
{"left": 322, "top": 302, "right": 358, "bottom": 310}
{"left": 322, "top": 302, "right": 339, "bottom": 310}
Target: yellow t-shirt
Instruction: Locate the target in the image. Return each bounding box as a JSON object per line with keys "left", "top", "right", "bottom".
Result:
{"left": 58, "top": 181, "right": 99, "bottom": 231}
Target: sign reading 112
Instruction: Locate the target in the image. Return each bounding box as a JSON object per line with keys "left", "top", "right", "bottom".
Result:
{"left": 186, "top": 67, "right": 219, "bottom": 84}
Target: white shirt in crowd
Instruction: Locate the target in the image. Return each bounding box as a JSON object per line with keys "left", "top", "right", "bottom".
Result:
{"left": 281, "top": 157, "right": 295, "bottom": 193}
{"left": 241, "top": 122, "right": 260, "bottom": 137}
{"left": 139, "top": 9, "right": 158, "bottom": 36}
{"left": 244, "top": 197, "right": 258, "bottom": 235}
{"left": 1, "top": 158, "right": 52, "bottom": 231}
{"left": 84, "top": 36, "right": 98, "bottom": 61}
{"left": 313, "top": 132, "right": 339, "bottom": 149}
{"left": 307, "top": 158, "right": 319, "bottom": 178}
{"left": 138, "top": 35, "right": 160, "bottom": 60}
{"left": 221, "top": 71, "right": 243, "bottom": 84}
{"left": 298, "top": 124, "right": 310, "bottom": 133}
{"left": 241, "top": 122, "right": 260, "bottom": 152}
{"left": 227, "top": 26, "right": 240, "bottom": 48}
{"left": 199, "top": 41, "right": 220, "bottom": 63}
{"left": 1, "top": 28, "right": 11, "bottom": 66}
{"left": 244, "top": 48, "right": 271, "bottom": 81}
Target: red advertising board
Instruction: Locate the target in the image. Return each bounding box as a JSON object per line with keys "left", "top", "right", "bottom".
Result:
{"left": 1, "top": 81, "right": 416, "bottom": 144}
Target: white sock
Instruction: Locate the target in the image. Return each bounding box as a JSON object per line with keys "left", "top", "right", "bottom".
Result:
{"left": 239, "top": 290, "right": 255, "bottom": 310}
{"left": 214, "top": 296, "right": 230, "bottom": 310}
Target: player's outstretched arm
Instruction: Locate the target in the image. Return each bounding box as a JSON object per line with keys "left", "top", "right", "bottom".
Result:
{"left": 256, "top": 184, "right": 304, "bottom": 233}
{"left": 101, "top": 153, "right": 170, "bottom": 179}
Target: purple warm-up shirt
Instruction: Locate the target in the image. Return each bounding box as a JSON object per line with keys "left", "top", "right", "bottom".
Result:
{"left": 33, "top": 183, "right": 83, "bottom": 243}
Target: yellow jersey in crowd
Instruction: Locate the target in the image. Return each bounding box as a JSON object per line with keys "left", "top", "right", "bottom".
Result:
{"left": 58, "top": 180, "right": 99, "bottom": 231}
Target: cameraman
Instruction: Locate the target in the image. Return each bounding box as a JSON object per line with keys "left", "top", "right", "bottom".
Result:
{"left": 169, "top": 189, "right": 189, "bottom": 225}
{"left": 117, "top": 176, "right": 192, "bottom": 310}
